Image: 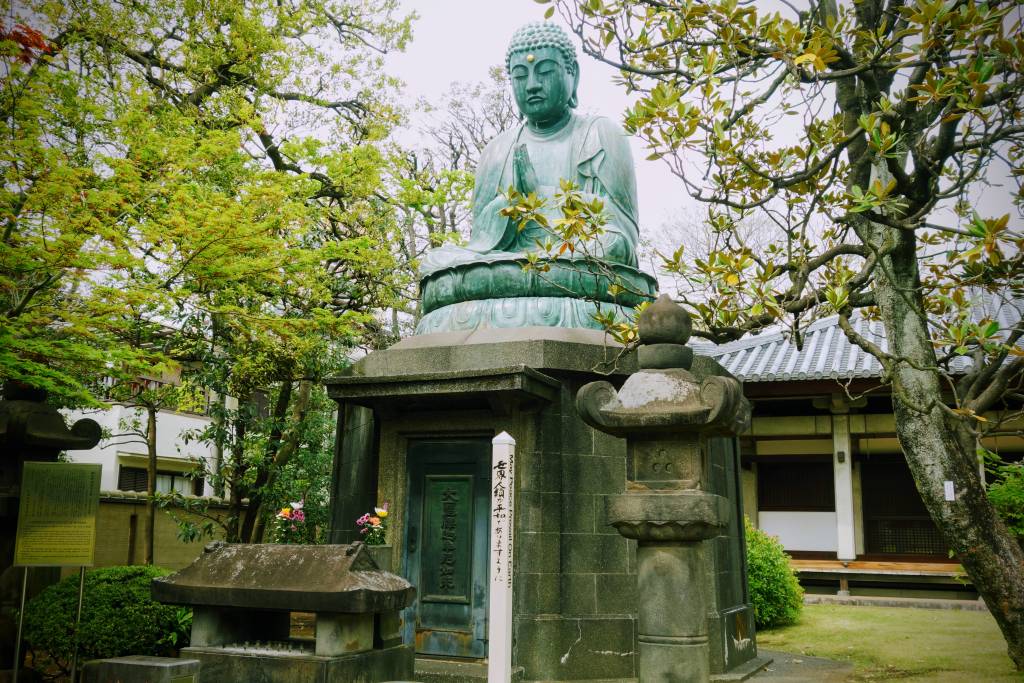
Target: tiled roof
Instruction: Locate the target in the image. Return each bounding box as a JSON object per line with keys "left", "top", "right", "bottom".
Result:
{"left": 691, "top": 295, "right": 1023, "bottom": 383}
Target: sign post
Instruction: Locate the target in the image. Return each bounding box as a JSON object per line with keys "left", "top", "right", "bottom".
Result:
{"left": 488, "top": 432, "right": 515, "bottom": 683}
{"left": 13, "top": 462, "right": 101, "bottom": 683}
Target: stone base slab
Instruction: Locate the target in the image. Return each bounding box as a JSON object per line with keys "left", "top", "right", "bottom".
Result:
{"left": 333, "top": 326, "right": 637, "bottom": 382}
{"left": 81, "top": 656, "right": 200, "bottom": 683}
{"left": 182, "top": 643, "right": 413, "bottom": 683}
{"left": 414, "top": 657, "right": 524, "bottom": 683}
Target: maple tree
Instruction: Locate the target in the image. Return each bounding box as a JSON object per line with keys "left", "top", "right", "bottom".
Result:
{"left": 2, "top": 0, "right": 411, "bottom": 549}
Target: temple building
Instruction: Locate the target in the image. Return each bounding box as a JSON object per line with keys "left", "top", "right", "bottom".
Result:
{"left": 698, "top": 302, "right": 1024, "bottom": 597}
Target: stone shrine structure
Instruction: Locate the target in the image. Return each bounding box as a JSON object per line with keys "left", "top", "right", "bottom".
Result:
{"left": 327, "top": 22, "right": 759, "bottom": 682}
{"left": 329, "top": 330, "right": 642, "bottom": 679}
{"left": 577, "top": 295, "right": 770, "bottom": 680}
{"left": 153, "top": 542, "right": 415, "bottom": 683}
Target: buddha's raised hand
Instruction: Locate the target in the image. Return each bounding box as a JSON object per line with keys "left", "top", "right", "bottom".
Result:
{"left": 513, "top": 144, "right": 539, "bottom": 196}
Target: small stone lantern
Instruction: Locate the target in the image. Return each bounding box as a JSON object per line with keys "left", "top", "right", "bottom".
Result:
{"left": 576, "top": 294, "right": 766, "bottom": 681}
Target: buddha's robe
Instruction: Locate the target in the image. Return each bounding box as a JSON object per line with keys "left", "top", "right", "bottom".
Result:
{"left": 420, "top": 113, "right": 640, "bottom": 275}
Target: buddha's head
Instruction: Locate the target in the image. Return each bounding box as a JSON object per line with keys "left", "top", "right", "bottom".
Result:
{"left": 505, "top": 23, "right": 579, "bottom": 129}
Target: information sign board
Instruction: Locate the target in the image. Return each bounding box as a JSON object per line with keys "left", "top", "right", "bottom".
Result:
{"left": 14, "top": 462, "right": 101, "bottom": 567}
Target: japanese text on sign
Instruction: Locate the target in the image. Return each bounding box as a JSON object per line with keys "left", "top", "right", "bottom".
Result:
{"left": 491, "top": 453, "right": 514, "bottom": 587}
{"left": 15, "top": 463, "right": 101, "bottom": 567}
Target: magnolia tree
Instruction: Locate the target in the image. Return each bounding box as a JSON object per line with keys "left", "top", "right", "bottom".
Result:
{"left": 532, "top": 0, "right": 1024, "bottom": 667}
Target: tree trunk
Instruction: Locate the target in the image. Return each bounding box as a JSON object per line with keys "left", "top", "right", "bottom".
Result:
{"left": 864, "top": 221, "right": 1024, "bottom": 669}
{"left": 211, "top": 391, "right": 226, "bottom": 498}
{"left": 210, "top": 313, "right": 227, "bottom": 498}
{"left": 240, "top": 382, "right": 292, "bottom": 543}
{"left": 250, "top": 379, "right": 312, "bottom": 543}
{"left": 225, "top": 415, "right": 246, "bottom": 543}
{"left": 144, "top": 404, "right": 158, "bottom": 565}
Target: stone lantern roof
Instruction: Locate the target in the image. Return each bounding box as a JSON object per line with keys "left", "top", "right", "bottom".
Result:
{"left": 576, "top": 294, "right": 750, "bottom": 437}
{"left": 0, "top": 382, "right": 101, "bottom": 456}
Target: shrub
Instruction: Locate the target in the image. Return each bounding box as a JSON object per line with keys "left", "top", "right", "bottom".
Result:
{"left": 744, "top": 516, "right": 804, "bottom": 628}
{"left": 23, "top": 565, "right": 189, "bottom": 676}
{"left": 988, "top": 461, "right": 1024, "bottom": 540}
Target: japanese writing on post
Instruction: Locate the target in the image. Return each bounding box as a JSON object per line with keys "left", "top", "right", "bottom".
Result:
{"left": 491, "top": 451, "right": 514, "bottom": 587}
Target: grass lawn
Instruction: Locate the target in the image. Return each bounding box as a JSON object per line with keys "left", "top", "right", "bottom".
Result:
{"left": 757, "top": 603, "right": 1020, "bottom": 681}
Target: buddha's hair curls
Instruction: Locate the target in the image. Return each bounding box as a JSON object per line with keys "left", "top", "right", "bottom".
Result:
{"left": 505, "top": 22, "right": 578, "bottom": 73}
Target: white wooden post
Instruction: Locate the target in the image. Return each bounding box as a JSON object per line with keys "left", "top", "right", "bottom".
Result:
{"left": 488, "top": 432, "right": 515, "bottom": 683}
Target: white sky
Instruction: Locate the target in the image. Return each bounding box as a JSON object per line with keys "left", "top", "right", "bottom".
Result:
{"left": 385, "top": 1, "right": 1019, "bottom": 242}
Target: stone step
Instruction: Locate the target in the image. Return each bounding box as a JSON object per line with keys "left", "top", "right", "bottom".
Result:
{"left": 413, "top": 657, "right": 524, "bottom": 683}
{"left": 805, "top": 593, "right": 987, "bottom": 611}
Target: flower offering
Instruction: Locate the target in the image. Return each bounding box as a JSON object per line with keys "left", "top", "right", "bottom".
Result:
{"left": 357, "top": 502, "right": 389, "bottom": 545}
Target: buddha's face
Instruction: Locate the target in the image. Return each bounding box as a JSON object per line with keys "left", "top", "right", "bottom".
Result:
{"left": 509, "top": 47, "right": 576, "bottom": 128}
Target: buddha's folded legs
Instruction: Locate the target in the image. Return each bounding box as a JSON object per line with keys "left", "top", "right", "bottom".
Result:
{"left": 418, "top": 244, "right": 504, "bottom": 276}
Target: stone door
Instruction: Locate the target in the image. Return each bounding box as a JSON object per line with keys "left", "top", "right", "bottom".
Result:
{"left": 404, "top": 439, "right": 490, "bottom": 659}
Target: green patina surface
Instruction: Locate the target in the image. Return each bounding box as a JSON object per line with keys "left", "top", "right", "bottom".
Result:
{"left": 416, "top": 23, "right": 653, "bottom": 335}
{"left": 420, "top": 259, "right": 656, "bottom": 314}
{"left": 416, "top": 297, "right": 634, "bottom": 335}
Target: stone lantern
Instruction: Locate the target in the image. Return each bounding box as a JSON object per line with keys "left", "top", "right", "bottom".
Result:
{"left": 576, "top": 295, "right": 769, "bottom": 681}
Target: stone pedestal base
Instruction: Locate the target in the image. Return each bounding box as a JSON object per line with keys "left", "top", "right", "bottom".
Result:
{"left": 639, "top": 636, "right": 709, "bottom": 682}
{"left": 327, "top": 327, "right": 760, "bottom": 681}
{"left": 636, "top": 543, "right": 710, "bottom": 682}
